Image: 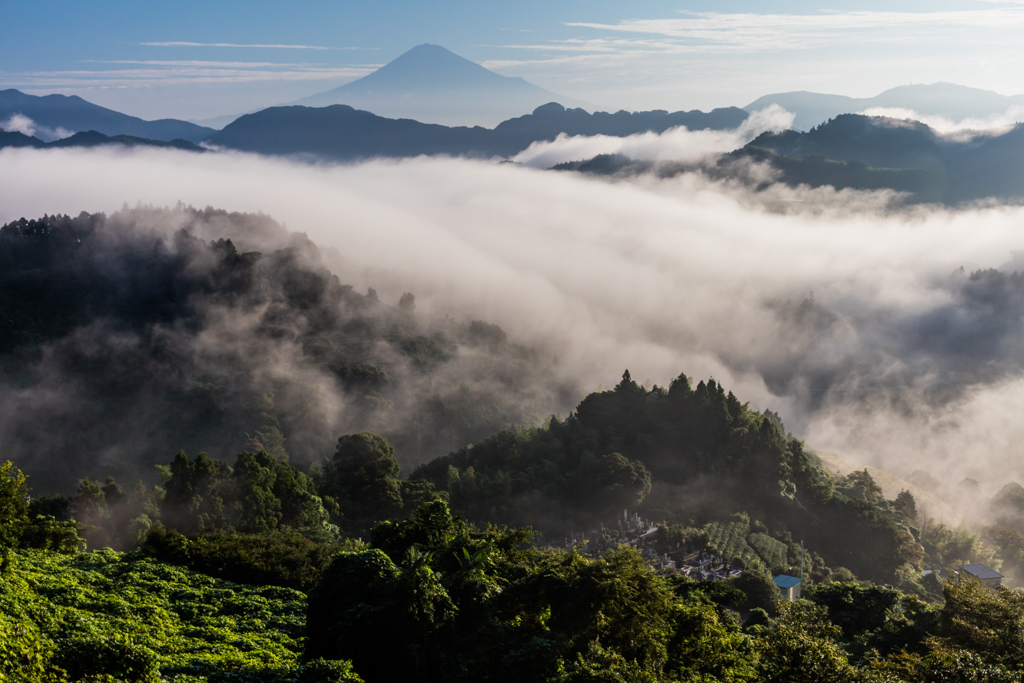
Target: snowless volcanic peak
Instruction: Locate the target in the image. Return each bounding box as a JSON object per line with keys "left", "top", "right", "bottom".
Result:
{"left": 292, "top": 44, "right": 590, "bottom": 127}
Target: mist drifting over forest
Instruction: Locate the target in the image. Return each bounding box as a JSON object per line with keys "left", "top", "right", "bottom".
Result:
{"left": 0, "top": 203, "right": 572, "bottom": 492}
{"left": 14, "top": 5, "right": 1024, "bottom": 674}
{"left": 3, "top": 144, "right": 1024, "bottom": 497}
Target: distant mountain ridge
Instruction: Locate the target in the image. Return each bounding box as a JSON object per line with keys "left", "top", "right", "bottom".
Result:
{"left": 553, "top": 113, "right": 1024, "bottom": 205}
{"left": 291, "top": 44, "right": 593, "bottom": 127}
{"left": 746, "top": 83, "right": 1024, "bottom": 131}
{"left": 207, "top": 101, "right": 749, "bottom": 160}
{"left": 0, "top": 90, "right": 214, "bottom": 143}
{"left": 0, "top": 129, "right": 203, "bottom": 152}
{"left": 748, "top": 115, "right": 947, "bottom": 169}
{"left": 734, "top": 113, "right": 1024, "bottom": 203}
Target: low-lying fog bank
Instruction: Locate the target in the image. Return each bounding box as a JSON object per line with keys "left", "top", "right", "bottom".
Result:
{"left": 3, "top": 145, "right": 1024, "bottom": 493}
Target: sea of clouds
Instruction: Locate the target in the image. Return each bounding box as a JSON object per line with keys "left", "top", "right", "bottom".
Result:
{"left": 512, "top": 104, "right": 794, "bottom": 168}
{"left": 3, "top": 142, "right": 1024, "bottom": 496}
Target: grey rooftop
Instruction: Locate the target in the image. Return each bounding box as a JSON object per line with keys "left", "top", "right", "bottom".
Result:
{"left": 960, "top": 564, "right": 1003, "bottom": 580}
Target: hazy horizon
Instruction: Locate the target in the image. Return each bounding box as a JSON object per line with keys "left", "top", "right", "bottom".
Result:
{"left": 6, "top": 1, "right": 1024, "bottom": 121}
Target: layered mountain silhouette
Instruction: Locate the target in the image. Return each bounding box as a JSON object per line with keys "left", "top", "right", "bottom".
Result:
{"left": 744, "top": 113, "right": 1024, "bottom": 202}
{"left": 290, "top": 44, "right": 593, "bottom": 127}
{"left": 10, "top": 70, "right": 1024, "bottom": 205}
{"left": 746, "top": 83, "right": 1024, "bottom": 131}
{"left": 748, "top": 115, "right": 948, "bottom": 170}
{"left": 0, "top": 129, "right": 203, "bottom": 152}
{"left": 0, "top": 90, "right": 214, "bottom": 143}
{"left": 552, "top": 114, "right": 1024, "bottom": 204}
{"left": 207, "top": 101, "right": 749, "bottom": 160}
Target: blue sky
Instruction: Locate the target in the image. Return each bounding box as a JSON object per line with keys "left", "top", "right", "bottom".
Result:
{"left": 3, "top": 0, "right": 1024, "bottom": 121}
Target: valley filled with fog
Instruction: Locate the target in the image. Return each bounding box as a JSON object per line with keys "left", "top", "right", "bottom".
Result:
{"left": 11, "top": 16, "right": 1024, "bottom": 677}
{"left": 4, "top": 143, "right": 1024, "bottom": 500}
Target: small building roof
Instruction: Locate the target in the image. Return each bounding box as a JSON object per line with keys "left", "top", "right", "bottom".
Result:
{"left": 960, "top": 564, "right": 1003, "bottom": 580}
{"left": 774, "top": 575, "right": 803, "bottom": 588}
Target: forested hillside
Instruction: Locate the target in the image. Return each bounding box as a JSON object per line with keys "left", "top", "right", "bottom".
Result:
{"left": 4, "top": 359, "right": 1024, "bottom": 680}
{"left": 414, "top": 371, "right": 923, "bottom": 583}
{"left": 745, "top": 114, "right": 1024, "bottom": 203}
{"left": 9, "top": 206, "right": 1024, "bottom": 681}
{"left": 6, "top": 460, "right": 1024, "bottom": 682}
{"left": 556, "top": 114, "right": 1024, "bottom": 204}
{"left": 0, "top": 207, "right": 572, "bottom": 492}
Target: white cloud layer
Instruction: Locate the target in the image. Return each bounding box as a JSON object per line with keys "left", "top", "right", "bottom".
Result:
{"left": 858, "top": 106, "right": 1024, "bottom": 139}
{"left": 512, "top": 105, "right": 794, "bottom": 168}
{"left": 3, "top": 147, "right": 1024, "bottom": 493}
{"left": 0, "top": 114, "right": 73, "bottom": 141}
{"left": 6, "top": 64, "right": 375, "bottom": 90}
{"left": 567, "top": 8, "right": 1024, "bottom": 51}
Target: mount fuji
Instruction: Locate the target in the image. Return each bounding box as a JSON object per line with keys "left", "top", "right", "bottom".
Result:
{"left": 290, "top": 44, "right": 592, "bottom": 127}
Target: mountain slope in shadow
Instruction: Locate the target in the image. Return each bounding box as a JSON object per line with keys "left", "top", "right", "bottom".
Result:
{"left": 553, "top": 114, "right": 1024, "bottom": 205}
{"left": 746, "top": 114, "right": 1024, "bottom": 202}
{"left": 0, "top": 129, "right": 203, "bottom": 152}
{"left": 0, "top": 89, "right": 215, "bottom": 143}
{"left": 208, "top": 101, "right": 749, "bottom": 161}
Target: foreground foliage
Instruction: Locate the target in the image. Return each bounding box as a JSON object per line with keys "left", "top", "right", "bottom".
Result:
{"left": 300, "top": 499, "right": 1024, "bottom": 683}
{"left": 144, "top": 525, "right": 363, "bottom": 592}
{"left": 6, "top": 493, "right": 1024, "bottom": 681}
{"left": 0, "top": 548, "right": 360, "bottom": 683}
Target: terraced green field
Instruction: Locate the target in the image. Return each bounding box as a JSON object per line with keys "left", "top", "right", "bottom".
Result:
{"left": 702, "top": 521, "right": 764, "bottom": 571}
{"left": 0, "top": 548, "right": 359, "bottom": 682}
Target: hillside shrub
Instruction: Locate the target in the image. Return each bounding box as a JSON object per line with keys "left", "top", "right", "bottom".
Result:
{"left": 0, "top": 548, "right": 331, "bottom": 681}
{"left": 144, "top": 526, "right": 360, "bottom": 591}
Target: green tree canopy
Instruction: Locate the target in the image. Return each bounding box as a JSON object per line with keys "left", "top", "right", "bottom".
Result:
{"left": 0, "top": 461, "right": 29, "bottom": 551}
{"left": 161, "top": 451, "right": 233, "bottom": 534}
{"left": 316, "top": 433, "right": 403, "bottom": 533}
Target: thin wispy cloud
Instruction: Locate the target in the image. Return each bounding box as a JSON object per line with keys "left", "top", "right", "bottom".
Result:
{"left": 490, "top": 7, "right": 1024, "bottom": 70}
{"left": 567, "top": 8, "right": 1024, "bottom": 51}
{"left": 858, "top": 105, "right": 1024, "bottom": 139}
{"left": 140, "top": 41, "right": 357, "bottom": 50}
{"left": 493, "top": 38, "right": 681, "bottom": 54}
{"left": 3, "top": 43, "right": 379, "bottom": 97}
{"left": 5, "top": 64, "right": 376, "bottom": 90}
{"left": 479, "top": 6, "right": 1024, "bottom": 112}
{"left": 88, "top": 60, "right": 319, "bottom": 68}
